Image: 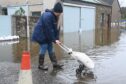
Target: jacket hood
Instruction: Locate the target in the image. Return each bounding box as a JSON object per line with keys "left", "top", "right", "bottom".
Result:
{"left": 45, "top": 9, "right": 57, "bottom": 19}
{"left": 45, "top": 9, "right": 53, "bottom": 13}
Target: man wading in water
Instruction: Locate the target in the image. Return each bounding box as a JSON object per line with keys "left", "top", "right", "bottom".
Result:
{"left": 32, "top": 2, "right": 63, "bottom": 70}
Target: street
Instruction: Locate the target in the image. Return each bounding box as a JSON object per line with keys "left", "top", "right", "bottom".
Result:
{"left": 0, "top": 31, "right": 126, "bottom": 84}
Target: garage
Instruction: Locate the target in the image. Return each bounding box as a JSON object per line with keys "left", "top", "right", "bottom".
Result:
{"left": 63, "top": 3, "right": 96, "bottom": 49}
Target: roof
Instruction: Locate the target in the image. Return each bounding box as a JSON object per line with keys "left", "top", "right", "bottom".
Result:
{"left": 81, "top": 0, "right": 111, "bottom": 6}
{"left": 82, "top": 0, "right": 101, "bottom": 4}
{"left": 101, "top": 0, "right": 114, "bottom": 5}
{"left": 101, "top": 0, "right": 121, "bottom": 12}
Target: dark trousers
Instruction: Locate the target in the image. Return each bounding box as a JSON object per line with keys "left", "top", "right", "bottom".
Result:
{"left": 39, "top": 43, "right": 54, "bottom": 56}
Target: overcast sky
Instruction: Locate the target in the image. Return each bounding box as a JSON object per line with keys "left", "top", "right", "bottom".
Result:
{"left": 118, "top": 0, "right": 126, "bottom": 7}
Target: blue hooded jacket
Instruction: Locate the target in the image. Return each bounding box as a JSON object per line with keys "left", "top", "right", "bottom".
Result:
{"left": 31, "top": 9, "right": 59, "bottom": 44}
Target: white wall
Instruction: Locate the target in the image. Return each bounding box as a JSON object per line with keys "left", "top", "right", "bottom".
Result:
{"left": 0, "top": 15, "right": 12, "bottom": 36}
{"left": 43, "top": 0, "right": 61, "bottom": 11}
{"left": 7, "top": 6, "right": 28, "bottom": 16}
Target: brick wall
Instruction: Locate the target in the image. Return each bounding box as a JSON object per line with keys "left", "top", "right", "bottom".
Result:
{"left": 95, "top": 5, "right": 120, "bottom": 46}
{"left": 12, "top": 16, "right": 39, "bottom": 38}
{"left": 95, "top": 5, "right": 112, "bottom": 45}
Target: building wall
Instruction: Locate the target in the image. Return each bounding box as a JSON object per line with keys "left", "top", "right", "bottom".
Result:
{"left": 7, "top": 5, "right": 43, "bottom": 16}
{"left": 0, "top": 0, "right": 43, "bottom": 15}
{"left": 12, "top": 16, "right": 39, "bottom": 37}
{"left": 0, "top": 0, "right": 43, "bottom": 7}
{"left": 111, "top": 0, "right": 121, "bottom": 43}
{"left": 111, "top": 0, "right": 121, "bottom": 22}
{"left": 0, "top": 0, "right": 28, "bottom": 8}
{"left": 0, "top": 0, "right": 60, "bottom": 15}
{"left": 95, "top": 5, "right": 112, "bottom": 45}
{"left": 43, "top": 0, "right": 57, "bottom": 10}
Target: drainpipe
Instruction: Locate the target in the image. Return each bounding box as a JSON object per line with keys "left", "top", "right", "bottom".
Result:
{"left": 26, "top": 0, "right": 30, "bottom": 38}
{"left": 26, "top": 0, "right": 30, "bottom": 51}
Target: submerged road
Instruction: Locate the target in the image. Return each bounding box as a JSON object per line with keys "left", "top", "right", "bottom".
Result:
{"left": 0, "top": 32, "right": 126, "bottom": 84}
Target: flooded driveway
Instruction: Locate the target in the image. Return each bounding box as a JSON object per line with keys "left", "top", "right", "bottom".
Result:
{"left": 0, "top": 32, "right": 126, "bottom": 84}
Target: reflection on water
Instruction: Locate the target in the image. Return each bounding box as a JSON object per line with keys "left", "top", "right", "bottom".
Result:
{"left": 0, "top": 43, "right": 13, "bottom": 62}
{"left": 63, "top": 28, "right": 120, "bottom": 52}
{"left": 95, "top": 27, "right": 120, "bottom": 46}
{"left": 0, "top": 29, "right": 120, "bottom": 63}
{"left": 0, "top": 38, "right": 62, "bottom": 63}
{"left": 0, "top": 38, "right": 39, "bottom": 63}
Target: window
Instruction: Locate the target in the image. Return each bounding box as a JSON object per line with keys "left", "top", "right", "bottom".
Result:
{"left": 2, "top": 8, "right": 7, "bottom": 15}
{"left": 100, "top": 13, "right": 105, "bottom": 26}
{"left": 107, "top": 14, "right": 111, "bottom": 28}
{"left": 32, "top": 12, "right": 41, "bottom": 16}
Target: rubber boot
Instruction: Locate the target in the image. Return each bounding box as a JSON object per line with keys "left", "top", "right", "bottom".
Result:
{"left": 38, "top": 54, "right": 48, "bottom": 70}
{"left": 49, "top": 53, "right": 63, "bottom": 69}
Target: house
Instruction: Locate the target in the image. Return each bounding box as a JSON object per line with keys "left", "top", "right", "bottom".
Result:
{"left": 102, "top": 0, "right": 121, "bottom": 44}
{"left": 0, "top": 0, "right": 112, "bottom": 47}
{"left": 102, "top": 0, "right": 121, "bottom": 22}
{"left": 0, "top": 0, "right": 42, "bottom": 16}
{"left": 0, "top": 0, "right": 59, "bottom": 16}
{"left": 0, "top": 0, "right": 60, "bottom": 39}
{"left": 0, "top": 0, "right": 119, "bottom": 47}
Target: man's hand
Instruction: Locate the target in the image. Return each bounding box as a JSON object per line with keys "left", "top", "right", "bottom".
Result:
{"left": 55, "top": 40, "right": 61, "bottom": 45}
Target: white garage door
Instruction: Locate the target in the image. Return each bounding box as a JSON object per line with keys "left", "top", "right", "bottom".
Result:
{"left": 80, "top": 7, "right": 95, "bottom": 47}
{"left": 63, "top": 5, "right": 95, "bottom": 49}
{"left": 63, "top": 6, "right": 80, "bottom": 50}
{"left": 63, "top": 6, "right": 80, "bottom": 33}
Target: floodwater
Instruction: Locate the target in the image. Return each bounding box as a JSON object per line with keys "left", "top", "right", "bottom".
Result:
{"left": 0, "top": 31, "right": 126, "bottom": 84}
